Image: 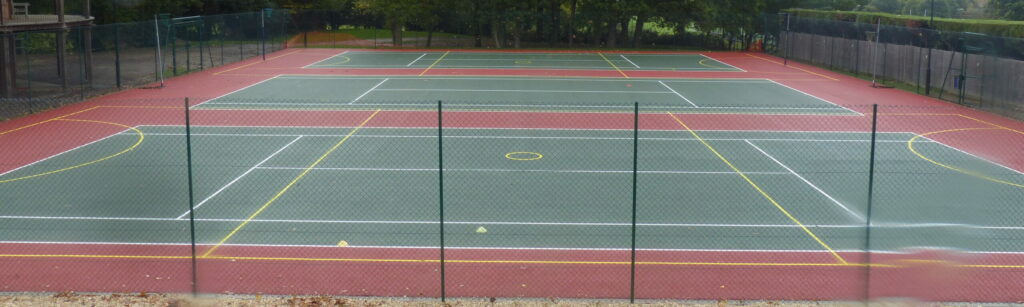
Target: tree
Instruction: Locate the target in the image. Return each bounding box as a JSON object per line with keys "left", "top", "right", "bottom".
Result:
{"left": 989, "top": 0, "right": 1024, "bottom": 20}
{"left": 354, "top": 0, "right": 419, "bottom": 46}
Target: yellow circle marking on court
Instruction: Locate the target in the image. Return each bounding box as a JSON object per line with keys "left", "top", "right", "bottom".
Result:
{"left": 907, "top": 127, "right": 1024, "bottom": 189}
{"left": 505, "top": 152, "right": 543, "bottom": 161}
{"left": 698, "top": 58, "right": 725, "bottom": 69}
{"left": 0, "top": 119, "right": 145, "bottom": 184}
{"left": 334, "top": 55, "right": 352, "bottom": 65}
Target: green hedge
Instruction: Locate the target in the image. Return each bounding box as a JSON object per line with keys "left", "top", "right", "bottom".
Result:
{"left": 782, "top": 9, "right": 1024, "bottom": 38}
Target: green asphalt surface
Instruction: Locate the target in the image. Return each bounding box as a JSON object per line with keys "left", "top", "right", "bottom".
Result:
{"left": 305, "top": 51, "right": 742, "bottom": 71}
{"left": 1, "top": 126, "right": 1022, "bottom": 253}
{"left": 194, "top": 76, "right": 856, "bottom": 114}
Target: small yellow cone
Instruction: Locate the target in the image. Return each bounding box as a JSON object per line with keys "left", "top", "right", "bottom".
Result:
{"left": 476, "top": 226, "right": 488, "bottom": 234}
{"left": 337, "top": 240, "right": 349, "bottom": 247}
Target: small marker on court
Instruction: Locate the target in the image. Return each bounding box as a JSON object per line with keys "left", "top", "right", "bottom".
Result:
{"left": 337, "top": 240, "right": 349, "bottom": 247}
{"left": 476, "top": 226, "right": 488, "bottom": 234}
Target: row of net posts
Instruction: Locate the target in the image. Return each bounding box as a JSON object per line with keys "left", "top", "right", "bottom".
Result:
{"left": 1, "top": 96, "right": 1017, "bottom": 301}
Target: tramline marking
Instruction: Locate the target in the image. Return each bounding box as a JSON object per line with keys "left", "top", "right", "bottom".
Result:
{"left": 745, "top": 140, "right": 866, "bottom": 222}
{"left": 658, "top": 81, "right": 698, "bottom": 107}
{"left": 667, "top": 112, "right": 848, "bottom": 264}
{"left": 619, "top": 54, "right": 640, "bottom": 68}
{"left": 175, "top": 136, "right": 304, "bottom": 220}
{"left": 201, "top": 110, "right": 381, "bottom": 257}
{"left": 406, "top": 53, "right": 428, "bottom": 67}
{"left": 350, "top": 78, "right": 389, "bottom": 104}
{"left": 275, "top": 76, "right": 772, "bottom": 82}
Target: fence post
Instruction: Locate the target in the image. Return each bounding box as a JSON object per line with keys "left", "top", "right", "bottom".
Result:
{"left": 629, "top": 102, "right": 639, "bottom": 303}
{"left": 114, "top": 24, "right": 122, "bottom": 88}
{"left": 864, "top": 104, "right": 878, "bottom": 302}
{"left": 184, "top": 97, "right": 199, "bottom": 297}
{"left": 261, "top": 9, "right": 267, "bottom": 60}
{"left": 437, "top": 100, "right": 446, "bottom": 302}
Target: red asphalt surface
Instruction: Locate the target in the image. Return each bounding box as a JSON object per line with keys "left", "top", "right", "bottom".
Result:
{"left": 1, "top": 48, "right": 1023, "bottom": 301}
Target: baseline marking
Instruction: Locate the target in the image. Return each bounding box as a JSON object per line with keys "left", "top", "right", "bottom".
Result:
{"left": 175, "top": 136, "right": 304, "bottom": 219}
{"left": 658, "top": 81, "right": 698, "bottom": 107}
{"left": 667, "top": 112, "right": 848, "bottom": 264}
{"left": 191, "top": 75, "right": 281, "bottom": 108}
{"left": 214, "top": 50, "right": 302, "bottom": 75}
{"left": 0, "top": 127, "right": 131, "bottom": 177}
{"left": 745, "top": 53, "right": 840, "bottom": 81}
{"left": 201, "top": 109, "right": 382, "bottom": 257}
{"left": 765, "top": 79, "right": 861, "bottom": 115}
{"left": 745, "top": 140, "right": 866, "bottom": 222}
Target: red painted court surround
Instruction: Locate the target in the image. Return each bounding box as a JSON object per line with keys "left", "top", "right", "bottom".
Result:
{"left": 1, "top": 48, "right": 1023, "bottom": 301}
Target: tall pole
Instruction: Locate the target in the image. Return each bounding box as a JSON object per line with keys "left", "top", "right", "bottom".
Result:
{"left": 925, "top": 0, "right": 934, "bottom": 95}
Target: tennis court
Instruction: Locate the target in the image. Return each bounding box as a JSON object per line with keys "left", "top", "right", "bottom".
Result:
{"left": 2, "top": 48, "right": 1024, "bottom": 301}
{"left": 193, "top": 76, "right": 855, "bottom": 114}
{"left": 304, "top": 51, "right": 745, "bottom": 71}
{"left": 3, "top": 124, "right": 1022, "bottom": 253}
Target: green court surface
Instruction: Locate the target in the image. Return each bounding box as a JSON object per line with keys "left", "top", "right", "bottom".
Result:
{"left": 1, "top": 125, "right": 1023, "bottom": 253}
{"left": 194, "top": 76, "right": 857, "bottom": 114}
{"left": 304, "top": 51, "right": 744, "bottom": 71}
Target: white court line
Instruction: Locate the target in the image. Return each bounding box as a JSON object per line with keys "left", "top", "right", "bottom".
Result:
{"left": 745, "top": 140, "right": 866, "bottom": 222}
{"left": 141, "top": 124, "right": 916, "bottom": 134}
{"left": 308, "top": 65, "right": 732, "bottom": 70}
{"left": 131, "top": 132, "right": 925, "bottom": 143}
{"left": 375, "top": 89, "right": 673, "bottom": 94}
{"left": 199, "top": 101, "right": 848, "bottom": 111}
{"left": 0, "top": 127, "right": 133, "bottom": 177}
{"left": 658, "top": 81, "right": 698, "bottom": 107}
{"left": 276, "top": 76, "right": 772, "bottom": 83}
{"left": 302, "top": 50, "right": 349, "bottom": 68}
{"left": 2, "top": 215, "right": 1022, "bottom": 231}
{"left": 350, "top": 78, "right": 389, "bottom": 104}
{"left": 919, "top": 135, "right": 1024, "bottom": 176}
{"left": 190, "top": 74, "right": 281, "bottom": 108}
{"left": 2, "top": 240, "right": 1019, "bottom": 255}
{"left": 406, "top": 53, "right": 428, "bottom": 67}
{"left": 765, "top": 79, "right": 862, "bottom": 115}
{"left": 619, "top": 54, "right": 640, "bottom": 68}
{"left": 256, "top": 166, "right": 789, "bottom": 176}
{"left": 697, "top": 53, "right": 747, "bottom": 72}
{"left": 175, "top": 135, "right": 303, "bottom": 220}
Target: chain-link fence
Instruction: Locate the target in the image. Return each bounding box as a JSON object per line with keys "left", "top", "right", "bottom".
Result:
{"left": 0, "top": 99, "right": 1021, "bottom": 302}
{"left": 767, "top": 14, "right": 1024, "bottom": 120}
{"left": 0, "top": 10, "right": 290, "bottom": 117}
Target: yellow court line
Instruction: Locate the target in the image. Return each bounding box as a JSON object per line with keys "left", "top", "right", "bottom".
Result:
{"left": 956, "top": 114, "right": 1024, "bottom": 136}
{"left": 597, "top": 52, "right": 629, "bottom": 78}
{"left": 908, "top": 127, "right": 1024, "bottom": 189}
{"left": 214, "top": 50, "right": 304, "bottom": 75}
{"left": 0, "top": 106, "right": 100, "bottom": 136}
{"left": 745, "top": 54, "right": 840, "bottom": 81}
{"left": 0, "top": 120, "right": 145, "bottom": 184}
{"left": 698, "top": 58, "right": 726, "bottom": 70}
{"left": 418, "top": 51, "right": 450, "bottom": 76}
{"left": 201, "top": 109, "right": 382, "bottom": 257}
{"left": 666, "top": 112, "right": 848, "bottom": 264}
